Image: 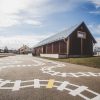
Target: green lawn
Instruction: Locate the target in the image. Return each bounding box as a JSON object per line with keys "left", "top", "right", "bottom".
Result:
{"left": 43, "top": 56, "right": 100, "bottom": 68}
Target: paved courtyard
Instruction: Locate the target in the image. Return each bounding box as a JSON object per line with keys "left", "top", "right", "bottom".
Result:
{"left": 0, "top": 55, "right": 100, "bottom": 100}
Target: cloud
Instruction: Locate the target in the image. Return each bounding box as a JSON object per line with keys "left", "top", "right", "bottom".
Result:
{"left": 0, "top": 15, "right": 20, "bottom": 27}
{"left": 89, "top": 0, "right": 100, "bottom": 8}
{"left": 95, "top": 38, "right": 100, "bottom": 47}
{"left": 89, "top": 10, "right": 100, "bottom": 15}
{"left": 0, "top": 0, "right": 85, "bottom": 28}
{"left": 23, "top": 20, "right": 42, "bottom": 26}
{"left": 0, "top": 33, "right": 54, "bottom": 49}
{"left": 0, "top": 0, "right": 28, "bottom": 26}
{"left": 0, "top": 0, "right": 46, "bottom": 27}
{"left": 1, "top": 0, "right": 99, "bottom": 49}
{"left": 88, "top": 24, "right": 100, "bottom": 47}
{"left": 0, "top": 35, "right": 40, "bottom": 49}
{"left": 89, "top": 0, "right": 100, "bottom": 14}
{"left": 88, "top": 24, "right": 100, "bottom": 34}
{"left": 89, "top": 10, "right": 100, "bottom": 14}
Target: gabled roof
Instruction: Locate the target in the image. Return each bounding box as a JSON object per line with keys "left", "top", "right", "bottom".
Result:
{"left": 34, "top": 22, "right": 96, "bottom": 48}
{"left": 19, "top": 45, "right": 30, "bottom": 50}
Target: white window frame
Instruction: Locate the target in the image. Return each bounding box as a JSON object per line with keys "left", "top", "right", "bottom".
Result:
{"left": 77, "top": 31, "right": 86, "bottom": 39}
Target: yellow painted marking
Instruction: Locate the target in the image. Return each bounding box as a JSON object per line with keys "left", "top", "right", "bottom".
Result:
{"left": 46, "top": 79, "right": 55, "bottom": 88}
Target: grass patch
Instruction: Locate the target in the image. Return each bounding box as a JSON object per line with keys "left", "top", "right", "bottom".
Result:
{"left": 42, "top": 56, "right": 100, "bottom": 68}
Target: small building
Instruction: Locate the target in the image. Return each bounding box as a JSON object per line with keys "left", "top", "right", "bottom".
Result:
{"left": 33, "top": 22, "right": 96, "bottom": 58}
{"left": 0, "top": 49, "right": 4, "bottom": 53}
{"left": 94, "top": 47, "right": 100, "bottom": 56}
{"left": 18, "top": 45, "right": 31, "bottom": 54}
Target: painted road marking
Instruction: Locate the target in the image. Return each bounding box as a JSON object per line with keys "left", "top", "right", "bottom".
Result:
{"left": 22, "top": 65, "right": 26, "bottom": 67}
{"left": 61, "top": 73, "right": 67, "bottom": 77}
{"left": 1, "top": 56, "right": 100, "bottom": 78}
{"left": 0, "top": 59, "right": 45, "bottom": 71}
{"left": 57, "top": 81, "right": 69, "bottom": 91}
{"left": 34, "top": 79, "right": 40, "bottom": 88}
{"left": 46, "top": 79, "right": 54, "bottom": 88}
{"left": 88, "top": 72, "right": 98, "bottom": 77}
{"left": 12, "top": 80, "right": 21, "bottom": 91}
{"left": 17, "top": 65, "right": 21, "bottom": 67}
{"left": 70, "top": 73, "right": 79, "bottom": 77}
{"left": 91, "top": 95, "right": 100, "bottom": 100}
{"left": 0, "top": 79, "right": 3, "bottom": 82}
{"left": 76, "top": 72, "right": 91, "bottom": 77}
{"left": 27, "top": 65, "right": 32, "bottom": 67}
{"left": 0, "top": 79, "right": 99, "bottom": 100}
{"left": 0, "top": 80, "right": 10, "bottom": 87}
{"left": 0, "top": 56, "right": 100, "bottom": 100}
{"left": 37, "top": 58, "right": 100, "bottom": 78}
{"left": 69, "top": 86, "right": 88, "bottom": 96}
{"left": 41, "top": 67, "right": 100, "bottom": 78}
{"left": 52, "top": 72, "right": 60, "bottom": 76}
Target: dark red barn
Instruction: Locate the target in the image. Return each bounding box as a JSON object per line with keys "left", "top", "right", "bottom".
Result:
{"left": 33, "top": 22, "right": 96, "bottom": 58}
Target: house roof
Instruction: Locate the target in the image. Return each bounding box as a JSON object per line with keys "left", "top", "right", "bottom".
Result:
{"left": 34, "top": 22, "right": 96, "bottom": 48}
{"left": 19, "top": 45, "right": 30, "bottom": 50}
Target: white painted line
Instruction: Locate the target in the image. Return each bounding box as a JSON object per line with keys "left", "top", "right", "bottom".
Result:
{"left": 22, "top": 65, "right": 26, "bottom": 67}
{"left": 79, "top": 94, "right": 90, "bottom": 100}
{"left": 69, "top": 86, "right": 88, "bottom": 96}
{"left": 87, "top": 89, "right": 99, "bottom": 95}
{"left": 91, "top": 95, "right": 100, "bottom": 100}
{"left": 2, "top": 66, "right": 7, "bottom": 69}
{"left": 41, "top": 65, "right": 100, "bottom": 78}
{"left": 88, "top": 72, "right": 97, "bottom": 76}
{"left": 76, "top": 72, "right": 91, "bottom": 77}
{"left": 0, "top": 78, "right": 99, "bottom": 100}
{"left": 27, "top": 65, "right": 32, "bottom": 67}
{"left": 0, "top": 80, "right": 10, "bottom": 87}
{"left": 69, "top": 73, "right": 79, "bottom": 77}
{"left": 0, "top": 79, "right": 3, "bottom": 81}
{"left": 34, "top": 79, "right": 40, "bottom": 88}
{"left": 57, "top": 81, "right": 69, "bottom": 91}
{"left": 61, "top": 73, "right": 67, "bottom": 77}
{"left": 52, "top": 72, "right": 60, "bottom": 75}
{"left": 17, "top": 65, "right": 21, "bottom": 67}
{"left": 12, "top": 80, "right": 21, "bottom": 91}
{"left": 21, "top": 85, "right": 34, "bottom": 88}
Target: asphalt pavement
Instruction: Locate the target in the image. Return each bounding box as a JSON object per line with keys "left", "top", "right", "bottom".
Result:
{"left": 0, "top": 55, "right": 100, "bottom": 100}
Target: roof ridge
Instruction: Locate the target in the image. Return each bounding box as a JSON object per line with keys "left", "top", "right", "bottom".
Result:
{"left": 34, "top": 22, "right": 84, "bottom": 48}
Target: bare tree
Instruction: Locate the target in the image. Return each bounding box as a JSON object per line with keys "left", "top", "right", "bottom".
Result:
{"left": 4, "top": 46, "right": 9, "bottom": 53}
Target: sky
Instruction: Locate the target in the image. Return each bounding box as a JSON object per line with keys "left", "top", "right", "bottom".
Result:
{"left": 0, "top": 0, "right": 100, "bottom": 49}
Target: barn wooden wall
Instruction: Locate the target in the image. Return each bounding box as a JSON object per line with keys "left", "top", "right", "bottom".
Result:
{"left": 34, "top": 23, "right": 94, "bottom": 56}
{"left": 69, "top": 25, "right": 93, "bottom": 56}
